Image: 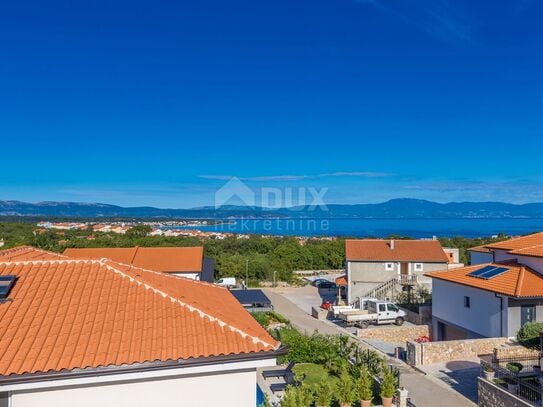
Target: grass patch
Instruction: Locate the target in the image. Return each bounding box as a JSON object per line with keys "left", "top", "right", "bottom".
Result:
{"left": 292, "top": 363, "right": 340, "bottom": 390}
{"left": 251, "top": 311, "right": 289, "bottom": 328}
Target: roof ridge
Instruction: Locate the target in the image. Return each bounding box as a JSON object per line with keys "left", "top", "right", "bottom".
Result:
{"left": 515, "top": 266, "right": 526, "bottom": 297}
{"left": 101, "top": 261, "right": 276, "bottom": 349}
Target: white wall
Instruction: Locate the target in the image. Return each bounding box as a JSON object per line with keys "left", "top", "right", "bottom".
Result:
{"left": 10, "top": 369, "right": 257, "bottom": 407}
{"left": 170, "top": 272, "right": 200, "bottom": 280}
{"left": 432, "top": 279, "right": 506, "bottom": 338}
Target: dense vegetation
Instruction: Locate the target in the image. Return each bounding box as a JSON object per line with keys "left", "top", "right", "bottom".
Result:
{"left": 0, "top": 221, "right": 508, "bottom": 282}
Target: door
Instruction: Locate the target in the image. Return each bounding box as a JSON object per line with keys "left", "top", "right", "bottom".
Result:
{"left": 438, "top": 321, "right": 469, "bottom": 341}
{"left": 521, "top": 305, "right": 536, "bottom": 326}
{"left": 400, "top": 263, "right": 409, "bottom": 275}
{"left": 378, "top": 303, "right": 388, "bottom": 320}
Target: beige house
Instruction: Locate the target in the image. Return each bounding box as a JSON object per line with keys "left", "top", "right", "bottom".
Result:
{"left": 344, "top": 239, "right": 451, "bottom": 303}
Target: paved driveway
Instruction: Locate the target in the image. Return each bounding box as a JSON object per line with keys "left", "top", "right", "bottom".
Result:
{"left": 264, "top": 286, "right": 476, "bottom": 407}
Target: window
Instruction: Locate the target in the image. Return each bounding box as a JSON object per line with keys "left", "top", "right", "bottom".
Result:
{"left": 385, "top": 263, "right": 394, "bottom": 271}
{"left": 387, "top": 304, "right": 399, "bottom": 312}
{"left": 464, "top": 296, "right": 470, "bottom": 308}
{"left": 521, "top": 305, "right": 536, "bottom": 326}
{"left": 414, "top": 263, "right": 423, "bottom": 272}
{"left": 379, "top": 304, "right": 386, "bottom": 312}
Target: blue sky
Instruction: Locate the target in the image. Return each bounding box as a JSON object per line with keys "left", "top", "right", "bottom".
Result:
{"left": 0, "top": 0, "right": 542, "bottom": 207}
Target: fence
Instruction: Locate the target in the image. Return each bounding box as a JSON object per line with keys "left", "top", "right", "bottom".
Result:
{"left": 481, "top": 358, "right": 541, "bottom": 405}
{"left": 491, "top": 347, "right": 541, "bottom": 375}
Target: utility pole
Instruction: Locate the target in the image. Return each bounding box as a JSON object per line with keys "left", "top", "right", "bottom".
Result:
{"left": 273, "top": 270, "right": 277, "bottom": 290}
{"left": 245, "top": 259, "right": 249, "bottom": 290}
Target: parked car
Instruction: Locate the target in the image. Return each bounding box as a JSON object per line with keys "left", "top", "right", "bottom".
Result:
{"left": 312, "top": 278, "right": 329, "bottom": 287}
{"left": 216, "top": 277, "right": 236, "bottom": 288}
{"left": 317, "top": 281, "right": 337, "bottom": 289}
{"left": 338, "top": 300, "right": 406, "bottom": 328}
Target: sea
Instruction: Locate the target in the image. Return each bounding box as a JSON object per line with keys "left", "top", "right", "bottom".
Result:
{"left": 174, "top": 218, "right": 543, "bottom": 238}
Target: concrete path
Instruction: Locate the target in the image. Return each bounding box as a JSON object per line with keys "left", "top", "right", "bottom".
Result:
{"left": 264, "top": 288, "right": 476, "bottom": 407}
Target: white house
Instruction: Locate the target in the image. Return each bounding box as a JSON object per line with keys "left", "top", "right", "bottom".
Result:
{"left": 0, "top": 246, "right": 281, "bottom": 407}
{"left": 427, "top": 232, "right": 543, "bottom": 341}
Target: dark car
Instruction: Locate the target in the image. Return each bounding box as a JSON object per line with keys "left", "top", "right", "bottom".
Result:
{"left": 317, "top": 281, "right": 337, "bottom": 289}
{"left": 312, "top": 278, "right": 329, "bottom": 287}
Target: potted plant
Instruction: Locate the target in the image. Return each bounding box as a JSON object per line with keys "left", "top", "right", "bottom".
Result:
{"left": 380, "top": 368, "right": 397, "bottom": 407}
{"left": 358, "top": 367, "right": 374, "bottom": 407}
{"left": 336, "top": 372, "right": 356, "bottom": 407}
{"left": 506, "top": 362, "right": 523, "bottom": 393}
{"left": 314, "top": 380, "right": 334, "bottom": 407}
{"left": 482, "top": 366, "right": 495, "bottom": 381}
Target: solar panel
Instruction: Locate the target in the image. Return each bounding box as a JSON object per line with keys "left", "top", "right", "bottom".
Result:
{"left": 468, "top": 266, "right": 510, "bottom": 280}
{"left": 230, "top": 289, "right": 271, "bottom": 306}
{"left": 0, "top": 275, "right": 16, "bottom": 300}
{"left": 468, "top": 265, "right": 496, "bottom": 277}
{"left": 480, "top": 267, "right": 509, "bottom": 279}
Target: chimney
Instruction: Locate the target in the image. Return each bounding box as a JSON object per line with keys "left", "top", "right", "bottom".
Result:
{"left": 390, "top": 239, "right": 395, "bottom": 250}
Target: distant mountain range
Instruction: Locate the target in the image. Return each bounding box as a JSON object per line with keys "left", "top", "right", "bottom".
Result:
{"left": 2, "top": 199, "right": 543, "bottom": 219}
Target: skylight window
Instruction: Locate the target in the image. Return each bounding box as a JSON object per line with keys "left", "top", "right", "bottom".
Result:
{"left": 0, "top": 275, "right": 16, "bottom": 300}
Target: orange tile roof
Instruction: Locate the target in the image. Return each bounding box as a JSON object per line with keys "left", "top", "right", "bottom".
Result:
{"left": 468, "top": 245, "right": 492, "bottom": 253}
{"left": 509, "top": 244, "right": 543, "bottom": 258}
{"left": 485, "top": 232, "right": 543, "bottom": 251}
{"left": 0, "top": 246, "right": 66, "bottom": 261}
{"left": 335, "top": 275, "right": 347, "bottom": 286}
{"left": 63, "top": 246, "right": 204, "bottom": 273}
{"left": 0, "top": 257, "right": 278, "bottom": 377}
{"left": 425, "top": 262, "right": 543, "bottom": 298}
{"left": 345, "top": 239, "right": 449, "bottom": 263}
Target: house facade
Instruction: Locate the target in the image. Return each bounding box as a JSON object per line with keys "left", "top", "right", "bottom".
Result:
{"left": 427, "top": 232, "right": 543, "bottom": 341}
{"left": 63, "top": 246, "right": 215, "bottom": 282}
{"left": 344, "top": 239, "right": 451, "bottom": 303}
{"left": 0, "top": 246, "right": 280, "bottom": 407}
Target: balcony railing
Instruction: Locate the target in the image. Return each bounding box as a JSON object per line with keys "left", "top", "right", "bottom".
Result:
{"left": 398, "top": 274, "right": 418, "bottom": 286}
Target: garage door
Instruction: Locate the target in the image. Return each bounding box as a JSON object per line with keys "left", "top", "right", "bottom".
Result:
{"left": 438, "top": 322, "right": 469, "bottom": 341}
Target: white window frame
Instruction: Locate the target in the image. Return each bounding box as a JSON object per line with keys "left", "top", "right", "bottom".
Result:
{"left": 385, "top": 262, "right": 394, "bottom": 271}
{"left": 414, "top": 263, "right": 424, "bottom": 272}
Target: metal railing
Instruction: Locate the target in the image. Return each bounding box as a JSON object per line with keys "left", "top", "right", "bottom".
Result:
{"left": 481, "top": 358, "right": 541, "bottom": 404}
{"left": 398, "top": 274, "right": 417, "bottom": 286}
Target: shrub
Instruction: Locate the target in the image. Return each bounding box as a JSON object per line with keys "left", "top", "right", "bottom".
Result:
{"left": 516, "top": 321, "right": 543, "bottom": 347}
{"left": 357, "top": 366, "right": 374, "bottom": 402}
{"left": 380, "top": 367, "right": 397, "bottom": 399}
{"left": 506, "top": 362, "right": 523, "bottom": 375}
{"left": 336, "top": 372, "right": 356, "bottom": 407}
{"left": 314, "top": 380, "right": 334, "bottom": 407}
{"left": 281, "top": 385, "right": 313, "bottom": 407}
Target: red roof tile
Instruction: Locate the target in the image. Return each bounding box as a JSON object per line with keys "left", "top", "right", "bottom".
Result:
{"left": 0, "top": 256, "right": 278, "bottom": 377}
{"left": 509, "top": 244, "right": 543, "bottom": 258}
{"left": 345, "top": 239, "right": 449, "bottom": 262}
{"left": 0, "top": 246, "right": 66, "bottom": 261}
{"left": 63, "top": 246, "right": 204, "bottom": 273}
{"left": 485, "top": 233, "right": 543, "bottom": 251}
{"left": 425, "top": 262, "right": 543, "bottom": 297}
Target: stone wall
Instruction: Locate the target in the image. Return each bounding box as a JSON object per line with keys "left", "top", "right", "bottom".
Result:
{"left": 478, "top": 377, "right": 533, "bottom": 407}
{"left": 494, "top": 343, "right": 540, "bottom": 359}
{"left": 357, "top": 325, "right": 430, "bottom": 344}
{"left": 407, "top": 337, "right": 508, "bottom": 366}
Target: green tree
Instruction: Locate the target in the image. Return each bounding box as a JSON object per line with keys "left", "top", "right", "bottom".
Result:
{"left": 336, "top": 372, "right": 356, "bottom": 407}
{"left": 314, "top": 380, "right": 334, "bottom": 407}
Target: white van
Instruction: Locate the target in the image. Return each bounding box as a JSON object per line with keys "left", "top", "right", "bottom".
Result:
{"left": 216, "top": 277, "right": 236, "bottom": 288}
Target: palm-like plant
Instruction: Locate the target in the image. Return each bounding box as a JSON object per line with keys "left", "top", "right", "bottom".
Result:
{"left": 314, "top": 380, "right": 334, "bottom": 407}
{"left": 281, "top": 385, "right": 313, "bottom": 407}
{"left": 336, "top": 372, "right": 356, "bottom": 407}
{"left": 357, "top": 366, "right": 374, "bottom": 405}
